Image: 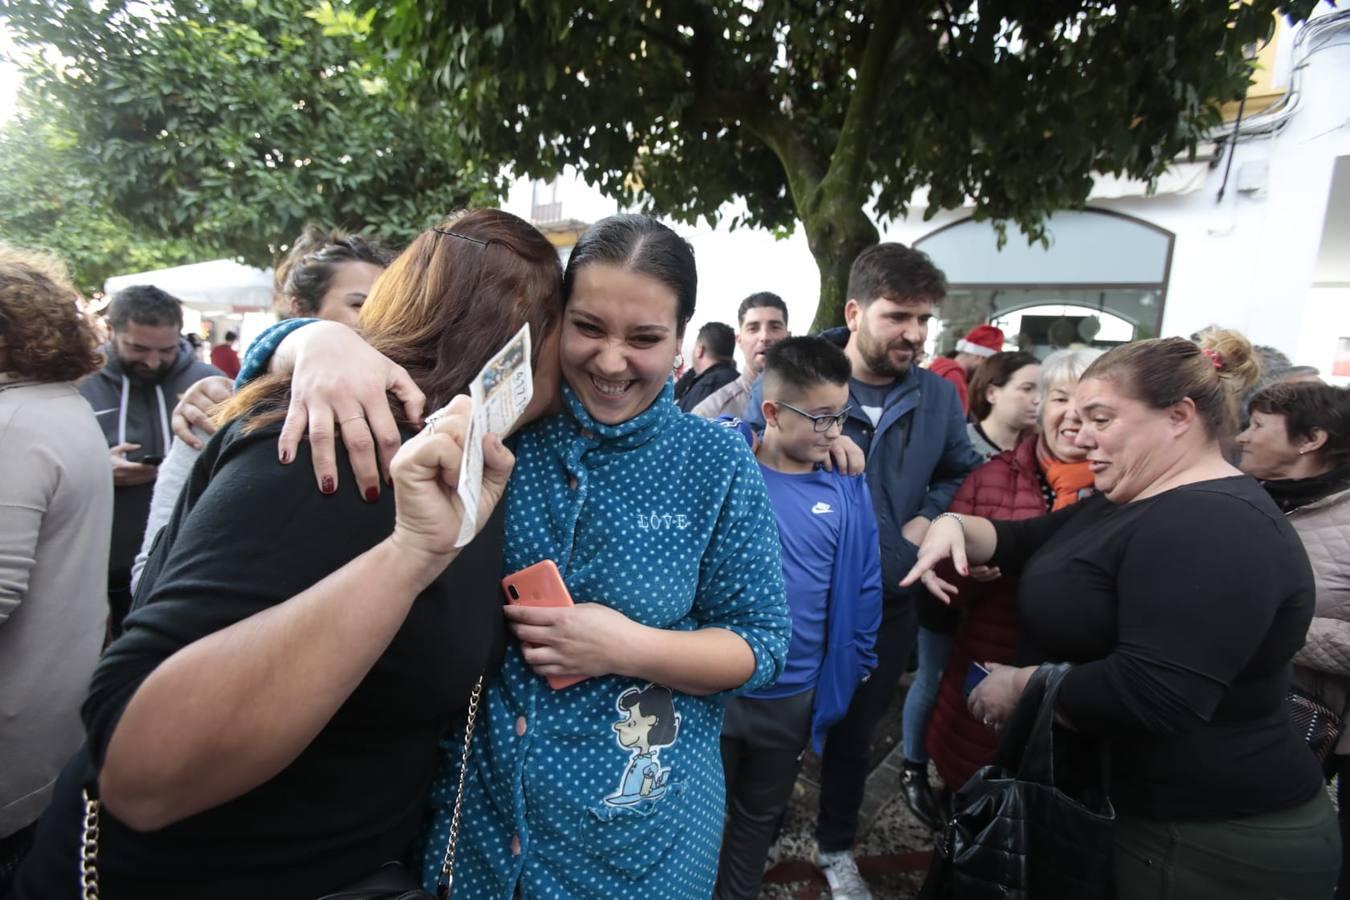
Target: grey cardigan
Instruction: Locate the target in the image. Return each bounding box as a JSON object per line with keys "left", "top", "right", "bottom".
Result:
{"left": 0, "top": 378, "right": 112, "bottom": 836}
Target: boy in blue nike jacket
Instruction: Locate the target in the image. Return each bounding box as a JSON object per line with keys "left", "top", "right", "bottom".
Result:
{"left": 714, "top": 338, "right": 883, "bottom": 900}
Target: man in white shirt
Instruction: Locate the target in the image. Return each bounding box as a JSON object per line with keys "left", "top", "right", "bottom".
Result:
{"left": 693, "top": 292, "right": 790, "bottom": 420}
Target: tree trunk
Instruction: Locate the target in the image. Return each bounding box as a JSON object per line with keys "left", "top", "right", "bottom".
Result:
{"left": 804, "top": 194, "right": 879, "bottom": 332}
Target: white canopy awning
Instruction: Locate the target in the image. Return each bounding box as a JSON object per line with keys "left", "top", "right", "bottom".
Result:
{"left": 103, "top": 259, "right": 274, "bottom": 313}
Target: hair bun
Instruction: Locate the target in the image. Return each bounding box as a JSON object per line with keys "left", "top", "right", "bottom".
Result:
{"left": 1195, "top": 327, "right": 1261, "bottom": 396}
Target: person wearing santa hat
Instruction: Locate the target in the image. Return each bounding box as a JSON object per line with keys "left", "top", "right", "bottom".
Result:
{"left": 928, "top": 324, "right": 1004, "bottom": 415}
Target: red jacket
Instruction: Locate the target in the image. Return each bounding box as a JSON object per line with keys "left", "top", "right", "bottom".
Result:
{"left": 928, "top": 357, "right": 969, "bottom": 414}
{"left": 210, "top": 344, "right": 241, "bottom": 379}
{"left": 926, "top": 435, "right": 1048, "bottom": 790}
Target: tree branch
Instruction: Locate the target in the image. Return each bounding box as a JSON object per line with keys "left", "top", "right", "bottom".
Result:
{"left": 822, "top": 1, "right": 905, "bottom": 198}
{"left": 627, "top": 3, "right": 828, "bottom": 219}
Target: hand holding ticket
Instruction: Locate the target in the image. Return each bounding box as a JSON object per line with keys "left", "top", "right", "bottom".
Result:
{"left": 425, "top": 324, "right": 534, "bottom": 547}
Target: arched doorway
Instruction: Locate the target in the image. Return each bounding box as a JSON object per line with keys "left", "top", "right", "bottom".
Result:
{"left": 914, "top": 209, "right": 1174, "bottom": 356}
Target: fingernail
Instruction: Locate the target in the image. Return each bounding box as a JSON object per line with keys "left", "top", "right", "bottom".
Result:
{"left": 961, "top": 566, "right": 969, "bottom": 576}
{"left": 321, "top": 476, "right": 335, "bottom": 494}
{"left": 364, "top": 486, "right": 380, "bottom": 503}
{"left": 280, "top": 448, "right": 291, "bottom": 464}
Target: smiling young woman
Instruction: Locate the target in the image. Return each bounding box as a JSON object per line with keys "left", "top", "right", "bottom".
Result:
{"left": 560, "top": 264, "right": 686, "bottom": 425}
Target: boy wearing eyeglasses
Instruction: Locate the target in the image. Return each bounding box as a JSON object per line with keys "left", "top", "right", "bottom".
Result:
{"left": 713, "top": 337, "right": 883, "bottom": 900}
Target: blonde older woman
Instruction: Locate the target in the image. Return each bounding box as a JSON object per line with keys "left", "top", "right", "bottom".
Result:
{"left": 904, "top": 333, "right": 1339, "bottom": 899}
{"left": 921, "top": 348, "right": 1102, "bottom": 799}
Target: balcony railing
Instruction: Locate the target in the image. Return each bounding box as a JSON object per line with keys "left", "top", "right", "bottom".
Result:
{"left": 531, "top": 200, "right": 564, "bottom": 224}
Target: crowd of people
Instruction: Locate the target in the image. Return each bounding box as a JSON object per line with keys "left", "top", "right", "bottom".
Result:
{"left": 0, "top": 207, "right": 1348, "bottom": 900}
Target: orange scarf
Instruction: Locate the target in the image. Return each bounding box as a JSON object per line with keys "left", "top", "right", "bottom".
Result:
{"left": 1036, "top": 438, "right": 1095, "bottom": 511}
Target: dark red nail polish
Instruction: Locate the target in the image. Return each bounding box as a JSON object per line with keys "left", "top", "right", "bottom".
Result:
{"left": 280, "top": 448, "right": 291, "bottom": 464}
{"left": 364, "top": 487, "right": 380, "bottom": 503}
{"left": 321, "top": 476, "right": 335, "bottom": 494}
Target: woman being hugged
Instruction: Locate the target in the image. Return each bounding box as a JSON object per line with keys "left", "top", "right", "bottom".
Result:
{"left": 12, "top": 209, "right": 565, "bottom": 900}
{"left": 905, "top": 331, "right": 1340, "bottom": 899}
{"left": 132, "top": 227, "right": 396, "bottom": 591}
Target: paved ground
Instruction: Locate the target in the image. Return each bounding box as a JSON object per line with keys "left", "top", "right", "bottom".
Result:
{"left": 756, "top": 678, "right": 939, "bottom": 900}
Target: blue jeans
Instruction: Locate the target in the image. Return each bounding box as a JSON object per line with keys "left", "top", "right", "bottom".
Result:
{"left": 901, "top": 625, "right": 952, "bottom": 764}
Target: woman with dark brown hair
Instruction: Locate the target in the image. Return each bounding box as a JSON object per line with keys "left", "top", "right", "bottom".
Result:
{"left": 11, "top": 209, "right": 566, "bottom": 900}
{"left": 0, "top": 247, "right": 111, "bottom": 894}
{"left": 131, "top": 228, "right": 396, "bottom": 591}
{"left": 1238, "top": 380, "right": 1350, "bottom": 896}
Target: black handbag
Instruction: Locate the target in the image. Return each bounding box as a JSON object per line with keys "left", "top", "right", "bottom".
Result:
{"left": 919, "top": 663, "right": 1116, "bottom": 900}
{"left": 315, "top": 861, "right": 432, "bottom": 900}
{"left": 1288, "top": 685, "right": 1344, "bottom": 763}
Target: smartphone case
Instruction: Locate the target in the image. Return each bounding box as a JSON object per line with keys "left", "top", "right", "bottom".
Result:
{"left": 501, "top": 560, "right": 586, "bottom": 690}
{"left": 963, "top": 662, "right": 990, "bottom": 698}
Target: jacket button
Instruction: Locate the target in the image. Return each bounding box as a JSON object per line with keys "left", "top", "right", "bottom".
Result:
{"left": 580, "top": 429, "right": 594, "bottom": 440}
{"left": 567, "top": 476, "right": 579, "bottom": 490}
{"left": 515, "top": 716, "right": 527, "bottom": 737}
{"left": 510, "top": 834, "right": 522, "bottom": 856}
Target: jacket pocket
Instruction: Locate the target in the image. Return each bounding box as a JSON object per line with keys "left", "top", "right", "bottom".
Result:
{"left": 579, "top": 781, "right": 687, "bottom": 881}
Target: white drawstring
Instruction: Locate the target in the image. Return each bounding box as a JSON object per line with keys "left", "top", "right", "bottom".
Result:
{"left": 154, "top": 384, "right": 171, "bottom": 451}
{"left": 117, "top": 374, "right": 172, "bottom": 453}
{"left": 117, "top": 375, "right": 130, "bottom": 447}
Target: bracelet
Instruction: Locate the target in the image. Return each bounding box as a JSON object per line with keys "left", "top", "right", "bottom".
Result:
{"left": 934, "top": 512, "right": 965, "bottom": 536}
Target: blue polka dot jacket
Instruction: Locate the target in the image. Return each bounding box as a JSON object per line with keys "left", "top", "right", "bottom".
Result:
{"left": 423, "top": 381, "right": 790, "bottom": 899}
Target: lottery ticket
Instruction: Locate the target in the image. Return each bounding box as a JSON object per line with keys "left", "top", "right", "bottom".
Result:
{"left": 452, "top": 323, "right": 533, "bottom": 546}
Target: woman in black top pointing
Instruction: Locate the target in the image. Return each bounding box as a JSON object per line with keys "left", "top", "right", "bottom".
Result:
{"left": 904, "top": 331, "right": 1339, "bottom": 900}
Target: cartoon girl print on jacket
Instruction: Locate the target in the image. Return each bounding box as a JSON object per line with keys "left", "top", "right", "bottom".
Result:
{"left": 604, "top": 684, "right": 680, "bottom": 808}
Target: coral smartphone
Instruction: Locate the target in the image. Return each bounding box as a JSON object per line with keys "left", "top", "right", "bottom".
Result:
{"left": 501, "top": 560, "right": 586, "bottom": 690}
{"left": 963, "top": 662, "right": 990, "bottom": 698}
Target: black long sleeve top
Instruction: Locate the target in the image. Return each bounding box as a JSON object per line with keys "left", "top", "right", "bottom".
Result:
{"left": 13, "top": 420, "right": 506, "bottom": 900}
{"left": 993, "top": 475, "right": 1324, "bottom": 820}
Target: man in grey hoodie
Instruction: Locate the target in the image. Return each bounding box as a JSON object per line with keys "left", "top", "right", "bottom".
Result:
{"left": 79, "top": 285, "right": 220, "bottom": 636}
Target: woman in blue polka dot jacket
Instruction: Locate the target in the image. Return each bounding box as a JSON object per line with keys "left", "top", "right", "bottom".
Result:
{"left": 237, "top": 214, "right": 792, "bottom": 899}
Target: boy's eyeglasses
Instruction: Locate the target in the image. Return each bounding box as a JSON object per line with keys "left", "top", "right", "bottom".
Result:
{"left": 776, "top": 402, "right": 851, "bottom": 433}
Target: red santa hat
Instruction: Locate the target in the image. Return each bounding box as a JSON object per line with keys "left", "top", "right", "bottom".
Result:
{"left": 955, "top": 324, "right": 1004, "bottom": 358}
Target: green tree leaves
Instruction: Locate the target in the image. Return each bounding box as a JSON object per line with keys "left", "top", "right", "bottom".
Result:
{"left": 356, "top": 0, "right": 1323, "bottom": 328}
{"left": 1, "top": 0, "right": 498, "bottom": 284}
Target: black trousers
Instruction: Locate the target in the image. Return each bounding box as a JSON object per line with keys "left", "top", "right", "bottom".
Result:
{"left": 715, "top": 690, "right": 815, "bottom": 900}
{"left": 816, "top": 592, "right": 918, "bottom": 853}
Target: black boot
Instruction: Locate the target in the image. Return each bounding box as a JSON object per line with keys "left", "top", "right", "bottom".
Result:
{"left": 900, "top": 762, "right": 942, "bottom": 830}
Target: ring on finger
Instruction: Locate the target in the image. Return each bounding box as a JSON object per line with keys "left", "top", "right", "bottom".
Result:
{"left": 423, "top": 407, "right": 451, "bottom": 433}
{"left": 338, "top": 414, "right": 365, "bottom": 425}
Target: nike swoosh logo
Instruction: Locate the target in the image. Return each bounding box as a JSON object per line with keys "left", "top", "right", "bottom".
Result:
{"left": 811, "top": 502, "right": 832, "bottom": 514}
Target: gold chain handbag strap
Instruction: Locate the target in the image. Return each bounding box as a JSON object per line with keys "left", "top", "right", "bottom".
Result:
{"left": 436, "top": 674, "right": 483, "bottom": 899}
{"left": 79, "top": 788, "right": 100, "bottom": 900}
